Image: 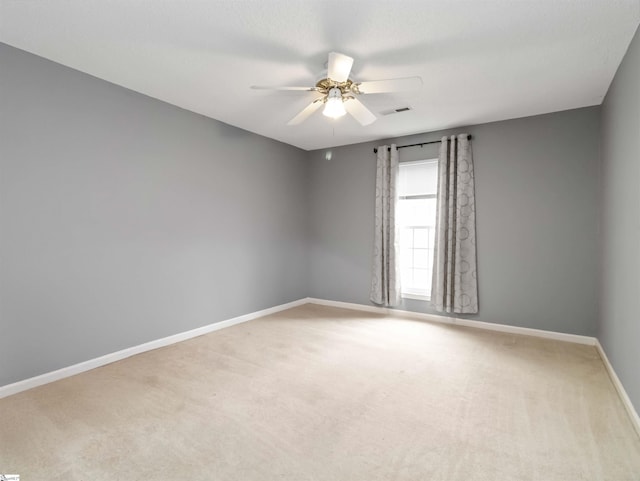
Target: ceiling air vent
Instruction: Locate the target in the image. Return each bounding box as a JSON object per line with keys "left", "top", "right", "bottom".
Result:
{"left": 381, "top": 106, "right": 412, "bottom": 116}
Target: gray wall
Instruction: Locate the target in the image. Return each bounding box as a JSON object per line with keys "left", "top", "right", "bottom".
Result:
{"left": 0, "top": 43, "right": 309, "bottom": 387}
{"left": 600, "top": 26, "right": 640, "bottom": 411}
{"left": 308, "top": 107, "right": 601, "bottom": 336}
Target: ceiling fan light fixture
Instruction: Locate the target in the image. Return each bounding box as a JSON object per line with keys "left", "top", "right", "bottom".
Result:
{"left": 322, "top": 88, "right": 346, "bottom": 119}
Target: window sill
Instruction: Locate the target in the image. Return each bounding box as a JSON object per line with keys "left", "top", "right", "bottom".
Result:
{"left": 401, "top": 293, "right": 430, "bottom": 302}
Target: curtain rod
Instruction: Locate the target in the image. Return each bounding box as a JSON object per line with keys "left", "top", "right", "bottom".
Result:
{"left": 373, "top": 135, "right": 472, "bottom": 154}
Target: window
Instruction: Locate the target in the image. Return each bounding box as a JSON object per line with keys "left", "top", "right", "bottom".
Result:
{"left": 397, "top": 159, "right": 438, "bottom": 300}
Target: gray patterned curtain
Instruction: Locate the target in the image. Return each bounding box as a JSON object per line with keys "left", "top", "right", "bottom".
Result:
{"left": 370, "top": 144, "right": 401, "bottom": 307}
{"left": 432, "top": 134, "right": 478, "bottom": 313}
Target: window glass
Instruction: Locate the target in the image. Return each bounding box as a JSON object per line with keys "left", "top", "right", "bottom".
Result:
{"left": 398, "top": 160, "right": 438, "bottom": 299}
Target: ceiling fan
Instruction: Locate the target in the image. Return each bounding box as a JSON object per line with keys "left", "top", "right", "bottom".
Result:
{"left": 251, "top": 52, "right": 422, "bottom": 126}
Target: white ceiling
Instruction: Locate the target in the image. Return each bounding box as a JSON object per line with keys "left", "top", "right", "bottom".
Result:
{"left": 1, "top": 1, "right": 639, "bottom": 151}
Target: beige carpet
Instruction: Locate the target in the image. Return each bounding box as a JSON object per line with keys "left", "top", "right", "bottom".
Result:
{"left": 1, "top": 304, "right": 639, "bottom": 480}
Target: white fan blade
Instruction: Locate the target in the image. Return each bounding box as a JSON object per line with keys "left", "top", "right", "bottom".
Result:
{"left": 287, "top": 100, "right": 324, "bottom": 125}
{"left": 344, "top": 98, "right": 376, "bottom": 126}
{"left": 251, "top": 85, "right": 317, "bottom": 91}
{"left": 328, "top": 52, "right": 354, "bottom": 83}
{"left": 356, "top": 76, "right": 423, "bottom": 94}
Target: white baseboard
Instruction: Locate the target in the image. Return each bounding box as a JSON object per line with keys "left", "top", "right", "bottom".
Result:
{"left": 595, "top": 340, "right": 640, "bottom": 438}
{"left": 0, "top": 298, "right": 308, "bottom": 400}
{"left": 306, "top": 297, "right": 596, "bottom": 345}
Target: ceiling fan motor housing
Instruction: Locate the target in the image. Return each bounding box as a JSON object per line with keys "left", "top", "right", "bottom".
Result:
{"left": 315, "top": 78, "right": 356, "bottom": 97}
